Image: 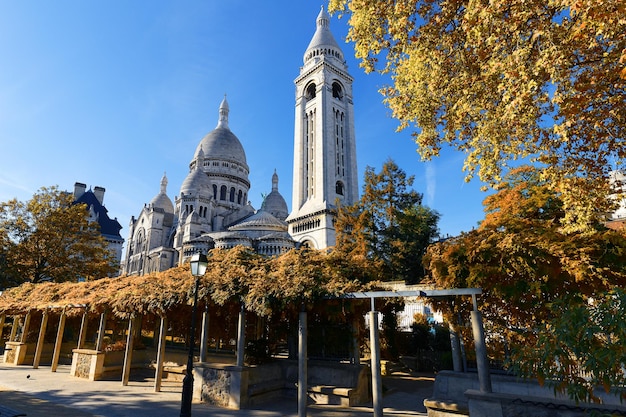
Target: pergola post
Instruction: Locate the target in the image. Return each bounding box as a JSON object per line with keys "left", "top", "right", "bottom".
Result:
{"left": 199, "top": 306, "right": 209, "bottom": 362}
{"left": 77, "top": 311, "right": 89, "bottom": 349}
{"left": 449, "top": 322, "right": 463, "bottom": 372}
{"left": 351, "top": 316, "right": 360, "bottom": 365}
{"left": 20, "top": 311, "right": 32, "bottom": 343}
{"left": 0, "top": 314, "right": 5, "bottom": 343}
{"left": 122, "top": 315, "right": 137, "bottom": 386}
{"left": 51, "top": 309, "right": 67, "bottom": 372}
{"left": 95, "top": 310, "right": 107, "bottom": 351}
{"left": 236, "top": 302, "right": 246, "bottom": 367}
{"left": 33, "top": 309, "right": 49, "bottom": 368}
{"left": 369, "top": 300, "right": 383, "bottom": 417}
{"left": 154, "top": 315, "right": 168, "bottom": 392}
{"left": 9, "top": 316, "right": 18, "bottom": 342}
{"left": 470, "top": 293, "right": 492, "bottom": 393}
{"left": 298, "top": 308, "right": 307, "bottom": 417}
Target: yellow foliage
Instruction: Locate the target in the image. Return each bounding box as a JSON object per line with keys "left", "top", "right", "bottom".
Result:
{"left": 329, "top": 0, "right": 626, "bottom": 232}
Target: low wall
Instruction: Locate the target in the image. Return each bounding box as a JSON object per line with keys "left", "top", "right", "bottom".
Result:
{"left": 191, "top": 359, "right": 371, "bottom": 410}
{"left": 3, "top": 342, "right": 80, "bottom": 366}
{"left": 425, "top": 371, "right": 626, "bottom": 417}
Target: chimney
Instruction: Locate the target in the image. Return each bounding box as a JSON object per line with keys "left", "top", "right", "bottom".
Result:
{"left": 94, "top": 186, "right": 105, "bottom": 205}
{"left": 74, "top": 182, "right": 86, "bottom": 200}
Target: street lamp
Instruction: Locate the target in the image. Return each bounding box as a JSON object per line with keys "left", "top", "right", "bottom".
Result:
{"left": 180, "top": 252, "right": 208, "bottom": 417}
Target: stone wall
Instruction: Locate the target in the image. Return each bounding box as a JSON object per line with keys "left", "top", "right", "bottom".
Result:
{"left": 425, "top": 371, "right": 626, "bottom": 417}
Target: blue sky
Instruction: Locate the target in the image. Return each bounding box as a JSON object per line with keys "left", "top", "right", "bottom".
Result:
{"left": 0, "top": 1, "right": 489, "bottom": 242}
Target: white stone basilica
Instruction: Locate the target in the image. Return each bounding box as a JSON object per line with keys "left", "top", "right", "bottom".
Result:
{"left": 121, "top": 7, "right": 358, "bottom": 276}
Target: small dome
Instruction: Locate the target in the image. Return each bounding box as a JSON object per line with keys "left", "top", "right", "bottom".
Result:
{"left": 229, "top": 210, "right": 287, "bottom": 231}
{"left": 261, "top": 171, "right": 288, "bottom": 220}
{"left": 150, "top": 173, "right": 174, "bottom": 214}
{"left": 181, "top": 150, "right": 212, "bottom": 196}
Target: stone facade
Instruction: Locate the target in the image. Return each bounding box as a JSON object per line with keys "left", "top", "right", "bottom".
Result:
{"left": 287, "top": 7, "right": 359, "bottom": 249}
{"left": 121, "top": 7, "right": 357, "bottom": 275}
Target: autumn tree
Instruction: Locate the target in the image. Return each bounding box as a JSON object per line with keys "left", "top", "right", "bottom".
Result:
{"left": 328, "top": 0, "right": 626, "bottom": 232}
{"left": 0, "top": 186, "right": 117, "bottom": 285}
{"left": 423, "top": 166, "right": 626, "bottom": 401}
{"left": 336, "top": 159, "right": 440, "bottom": 284}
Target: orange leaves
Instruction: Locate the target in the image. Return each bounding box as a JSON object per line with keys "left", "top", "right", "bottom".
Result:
{"left": 0, "top": 246, "right": 372, "bottom": 319}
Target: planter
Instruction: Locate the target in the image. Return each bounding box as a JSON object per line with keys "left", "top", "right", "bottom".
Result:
{"left": 70, "top": 349, "right": 104, "bottom": 381}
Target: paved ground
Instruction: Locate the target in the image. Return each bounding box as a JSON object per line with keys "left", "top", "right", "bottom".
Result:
{"left": 0, "top": 363, "right": 434, "bottom": 417}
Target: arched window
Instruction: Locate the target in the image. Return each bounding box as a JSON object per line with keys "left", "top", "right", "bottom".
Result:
{"left": 336, "top": 181, "right": 344, "bottom": 196}
{"left": 332, "top": 82, "right": 343, "bottom": 100}
{"left": 238, "top": 190, "right": 243, "bottom": 204}
{"left": 213, "top": 184, "right": 218, "bottom": 200}
{"left": 306, "top": 83, "right": 316, "bottom": 100}
{"left": 229, "top": 187, "right": 235, "bottom": 202}
{"left": 220, "top": 185, "right": 227, "bottom": 200}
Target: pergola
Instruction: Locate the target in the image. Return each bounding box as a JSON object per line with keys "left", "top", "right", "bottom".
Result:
{"left": 0, "top": 256, "right": 490, "bottom": 417}
{"left": 333, "top": 288, "right": 489, "bottom": 417}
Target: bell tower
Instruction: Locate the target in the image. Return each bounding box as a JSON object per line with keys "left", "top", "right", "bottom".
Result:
{"left": 287, "top": 6, "right": 358, "bottom": 249}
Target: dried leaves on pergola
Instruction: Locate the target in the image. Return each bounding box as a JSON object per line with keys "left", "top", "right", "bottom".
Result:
{"left": 0, "top": 246, "right": 374, "bottom": 319}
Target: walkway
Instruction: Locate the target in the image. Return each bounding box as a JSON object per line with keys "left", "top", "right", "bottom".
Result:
{"left": 0, "top": 364, "right": 433, "bottom": 417}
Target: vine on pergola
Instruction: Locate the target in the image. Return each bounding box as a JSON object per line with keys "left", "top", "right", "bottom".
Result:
{"left": 0, "top": 246, "right": 378, "bottom": 320}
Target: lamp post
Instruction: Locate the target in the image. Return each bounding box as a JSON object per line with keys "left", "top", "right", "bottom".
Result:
{"left": 180, "top": 252, "right": 207, "bottom": 417}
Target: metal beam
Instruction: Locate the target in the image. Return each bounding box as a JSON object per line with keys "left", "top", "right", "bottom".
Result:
{"left": 341, "top": 288, "right": 481, "bottom": 299}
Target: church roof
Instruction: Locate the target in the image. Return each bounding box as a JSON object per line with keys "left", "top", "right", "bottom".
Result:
{"left": 73, "top": 189, "right": 123, "bottom": 239}
{"left": 229, "top": 210, "right": 287, "bottom": 231}
{"left": 195, "top": 97, "right": 248, "bottom": 168}
{"left": 304, "top": 6, "right": 343, "bottom": 63}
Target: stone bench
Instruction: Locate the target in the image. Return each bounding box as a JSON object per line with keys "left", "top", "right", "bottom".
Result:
{"left": 422, "top": 398, "right": 469, "bottom": 416}
{"left": 308, "top": 384, "right": 362, "bottom": 407}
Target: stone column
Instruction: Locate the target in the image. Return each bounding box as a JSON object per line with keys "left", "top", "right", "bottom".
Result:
{"left": 471, "top": 310, "right": 492, "bottom": 393}
{"left": 449, "top": 322, "right": 463, "bottom": 372}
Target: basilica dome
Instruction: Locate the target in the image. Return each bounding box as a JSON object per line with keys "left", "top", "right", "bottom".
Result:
{"left": 194, "top": 96, "right": 249, "bottom": 172}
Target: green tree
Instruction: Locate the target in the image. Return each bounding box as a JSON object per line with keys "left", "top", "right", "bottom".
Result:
{"left": 423, "top": 166, "right": 626, "bottom": 401}
{"left": 328, "top": 0, "right": 626, "bottom": 232}
{"left": 335, "top": 159, "right": 440, "bottom": 284}
{"left": 0, "top": 186, "right": 117, "bottom": 285}
{"left": 513, "top": 289, "right": 626, "bottom": 404}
